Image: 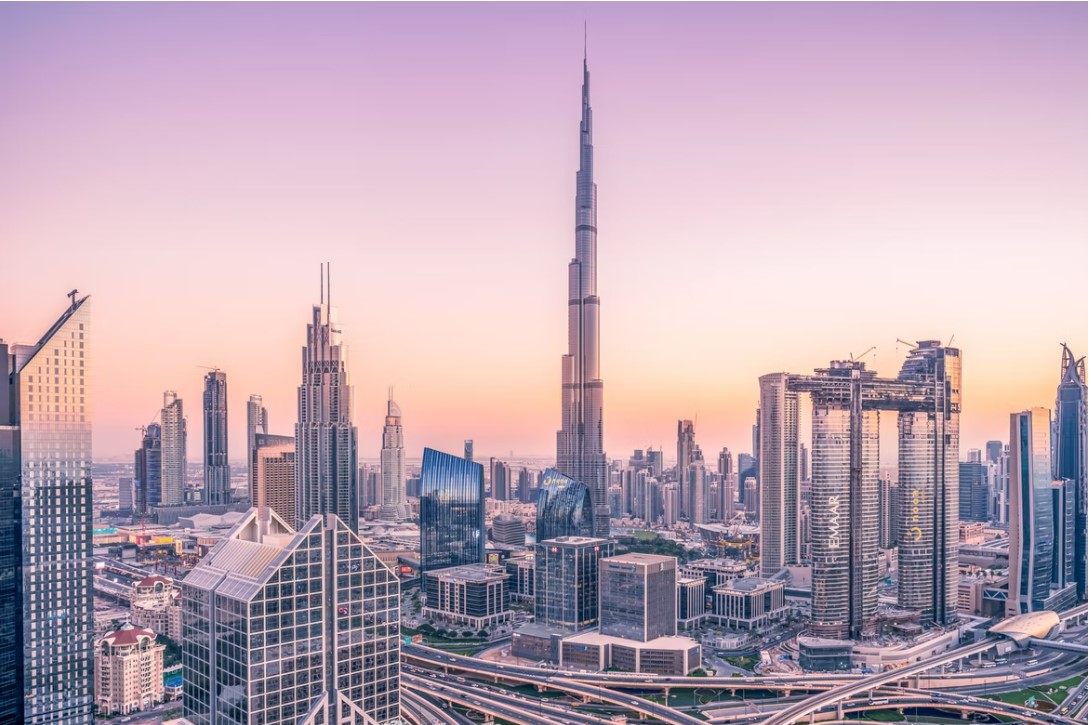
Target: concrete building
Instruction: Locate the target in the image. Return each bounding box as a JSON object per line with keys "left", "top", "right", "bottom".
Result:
{"left": 245, "top": 394, "right": 267, "bottom": 504}
{"left": 711, "top": 577, "right": 787, "bottom": 631}
{"left": 491, "top": 513, "right": 526, "bottom": 547}
{"left": 758, "top": 372, "right": 800, "bottom": 577}
{"left": 677, "top": 420, "right": 696, "bottom": 517}
{"left": 95, "top": 625, "right": 165, "bottom": 716}
{"left": 249, "top": 433, "right": 295, "bottom": 527}
{"left": 677, "top": 575, "right": 707, "bottom": 629}
{"left": 380, "top": 389, "right": 408, "bottom": 521}
{"left": 599, "top": 553, "right": 677, "bottom": 642}
{"left": 558, "top": 631, "right": 701, "bottom": 676}
{"left": 130, "top": 575, "right": 182, "bottom": 643}
{"left": 161, "top": 391, "right": 187, "bottom": 507}
{"left": 423, "top": 563, "right": 512, "bottom": 630}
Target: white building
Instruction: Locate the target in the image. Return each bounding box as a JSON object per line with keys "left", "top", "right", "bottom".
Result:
{"left": 95, "top": 624, "right": 165, "bottom": 716}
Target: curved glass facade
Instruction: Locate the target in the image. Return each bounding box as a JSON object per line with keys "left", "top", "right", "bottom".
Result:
{"left": 420, "top": 448, "right": 484, "bottom": 574}
{"left": 536, "top": 468, "right": 593, "bottom": 542}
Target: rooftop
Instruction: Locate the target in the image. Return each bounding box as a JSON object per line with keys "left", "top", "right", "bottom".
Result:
{"left": 603, "top": 552, "right": 676, "bottom": 566}
{"left": 425, "top": 563, "right": 509, "bottom": 583}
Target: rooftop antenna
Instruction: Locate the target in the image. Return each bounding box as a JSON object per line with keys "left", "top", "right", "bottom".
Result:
{"left": 320, "top": 262, "right": 324, "bottom": 305}
{"left": 584, "top": 21, "right": 587, "bottom": 61}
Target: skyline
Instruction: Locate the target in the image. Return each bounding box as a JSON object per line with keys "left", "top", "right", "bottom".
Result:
{"left": 1, "top": 3, "right": 1086, "bottom": 461}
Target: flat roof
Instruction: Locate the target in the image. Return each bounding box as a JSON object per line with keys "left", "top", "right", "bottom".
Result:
{"left": 564, "top": 631, "right": 700, "bottom": 651}
{"left": 426, "top": 563, "right": 508, "bottom": 583}
{"left": 603, "top": 552, "right": 676, "bottom": 566}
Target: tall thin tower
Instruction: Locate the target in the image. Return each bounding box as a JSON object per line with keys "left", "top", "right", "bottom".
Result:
{"left": 296, "top": 264, "right": 358, "bottom": 532}
{"left": 380, "top": 387, "right": 407, "bottom": 521}
{"left": 1055, "top": 343, "right": 1087, "bottom": 601}
{"left": 557, "top": 45, "right": 610, "bottom": 539}
{"left": 202, "top": 370, "right": 229, "bottom": 505}
{"left": 246, "top": 394, "right": 268, "bottom": 503}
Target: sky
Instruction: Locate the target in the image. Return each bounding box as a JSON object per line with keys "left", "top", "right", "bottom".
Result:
{"left": 0, "top": 3, "right": 1086, "bottom": 464}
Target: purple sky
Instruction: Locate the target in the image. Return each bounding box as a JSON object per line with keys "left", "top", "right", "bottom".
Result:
{"left": 1, "top": 2, "right": 1086, "bottom": 462}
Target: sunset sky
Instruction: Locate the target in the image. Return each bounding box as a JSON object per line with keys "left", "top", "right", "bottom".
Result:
{"left": 1, "top": 3, "right": 1086, "bottom": 463}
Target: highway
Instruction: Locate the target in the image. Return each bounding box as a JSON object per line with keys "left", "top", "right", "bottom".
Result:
{"left": 402, "top": 689, "right": 468, "bottom": 725}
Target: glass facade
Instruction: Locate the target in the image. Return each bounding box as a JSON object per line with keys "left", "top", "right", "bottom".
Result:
{"left": 1009, "top": 409, "right": 1055, "bottom": 613}
{"left": 203, "top": 371, "right": 230, "bottom": 505}
{"left": 599, "top": 554, "right": 677, "bottom": 642}
{"left": 160, "top": 391, "right": 186, "bottom": 507}
{"left": 534, "top": 537, "right": 612, "bottom": 631}
{"left": 1054, "top": 344, "right": 1087, "bottom": 600}
{"left": 183, "top": 510, "right": 400, "bottom": 725}
{"left": 5, "top": 296, "right": 95, "bottom": 724}
{"left": 536, "top": 468, "right": 593, "bottom": 542}
{"left": 1053, "top": 478, "right": 1076, "bottom": 590}
{"left": 419, "top": 447, "right": 485, "bottom": 575}
{"left": 759, "top": 373, "right": 800, "bottom": 576}
{"left": 134, "top": 423, "right": 162, "bottom": 513}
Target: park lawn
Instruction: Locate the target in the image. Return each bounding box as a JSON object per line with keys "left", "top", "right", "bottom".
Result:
{"left": 986, "top": 673, "right": 1086, "bottom": 711}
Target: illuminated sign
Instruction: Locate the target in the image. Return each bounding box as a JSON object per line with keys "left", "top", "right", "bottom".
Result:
{"left": 828, "top": 496, "right": 842, "bottom": 549}
{"left": 910, "top": 487, "right": 924, "bottom": 542}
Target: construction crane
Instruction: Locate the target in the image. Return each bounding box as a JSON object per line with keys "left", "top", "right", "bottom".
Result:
{"left": 850, "top": 346, "right": 876, "bottom": 363}
{"left": 196, "top": 365, "right": 222, "bottom": 373}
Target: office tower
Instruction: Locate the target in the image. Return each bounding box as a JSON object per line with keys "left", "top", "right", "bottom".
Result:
{"left": 967, "top": 448, "right": 982, "bottom": 464}
{"left": 0, "top": 293, "right": 93, "bottom": 724}
{"left": 160, "top": 391, "right": 187, "bottom": 507}
{"left": 134, "top": 424, "right": 162, "bottom": 513}
{"left": 1052, "top": 478, "right": 1076, "bottom": 592}
{"left": 296, "top": 267, "right": 359, "bottom": 532}
{"left": 534, "top": 536, "right": 613, "bottom": 631}
{"left": 1055, "top": 343, "right": 1087, "bottom": 600}
{"left": 490, "top": 457, "right": 511, "bottom": 501}
{"left": 182, "top": 509, "right": 400, "bottom": 724}
{"left": 1008, "top": 408, "right": 1056, "bottom": 614}
{"left": 878, "top": 478, "right": 898, "bottom": 549}
{"left": 251, "top": 433, "right": 295, "bottom": 526}
{"left": 202, "top": 370, "right": 230, "bottom": 505}
{"left": 536, "top": 468, "right": 594, "bottom": 542}
{"left": 464, "top": 439, "right": 474, "bottom": 462}
{"left": 738, "top": 453, "right": 756, "bottom": 503}
{"left": 743, "top": 478, "right": 759, "bottom": 516}
{"left": 246, "top": 394, "right": 268, "bottom": 502}
{"left": 517, "top": 467, "right": 534, "bottom": 503}
{"left": 598, "top": 554, "right": 677, "bottom": 641}
{"left": 662, "top": 484, "right": 679, "bottom": 525}
{"left": 759, "top": 373, "right": 800, "bottom": 576}
{"left": 807, "top": 362, "right": 880, "bottom": 640}
{"left": 676, "top": 420, "right": 696, "bottom": 516}
{"left": 687, "top": 448, "right": 708, "bottom": 525}
{"left": 556, "top": 53, "right": 610, "bottom": 539}
{"left": 420, "top": 447, "right": 485, "bottom": 575}
{"left": 958, "top": 462, "right": 989, "bottom": 522}
{"left": 647, "top": 448, "right": 663, "bottom": 478}
{"left": 380, "top": 389, "right": 408, "bottom": 521}
{"left": 896, "top": 341, "right": 961, "bottom": 626}
{"left": 717, "top": 447, "right": 733, "bottom": 520}
{"left": 492, "top": 513, "right": 526, "bottom": 547}
{"left": 799, "top": 444, "right": 810, "bottom": 482}
{"left": 985, "top": 440, "right": 1003, "bottom": 464}
{"left": 993, "top": 445, "right": 1011, "bottom": 525}
{"left": 752, "top": 408, "right": 760, "bottom": 472}
{"left": 118, "top": 476, "right": 133, "bottom": 514}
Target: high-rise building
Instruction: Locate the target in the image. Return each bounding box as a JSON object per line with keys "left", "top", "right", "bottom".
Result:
{"left": 878, "top": 477, "right": 898, "bottom": 549}
{"left": 799, "top": 444, "right": 810, "bottom": 482}
{"left": 738, "top": 453, "right": 756, "bottom": 504}
{"left": 380, "top": 388, "right": 407, "bottom": 521}
{"left": 419, "top": 447, "right": 485, "bottom": 575}
{"left": 464, "top": 439, "right": 474, "bottom": 462}
{"left": 250, "top": 433, "right": 295, "bottom": 527}
{"left": 676, "top": 420, "right": 696, "bottom": 517}
{"left": 896, "top": 342, "right": 961, "bottom": 626}
{"left": 1054, "top": 343, "right": 1087, "bottom": 600}
{"left": 134, "top": 424, "right": 162, "bottom": 513}
{"left": 0, "top": 293, "right": 94, "bottom": 724}
{"left": 536, "top": 468, "right": 594, "bottom": 542}
{"left": 490, "top": 457, "right": 511, "bottom": 501}
{"left": 807, "top": 362, "right": 880, "bottom": 640}
{"left": 959, "top": 462, "right": 989, "bottom": 522}
{"left": 516, "top": 467, "right": 534, "bottom": 503}
{"left": 967, "top": 448, "right": 982, "bottom": 464}
{"left": 985, "top": 440, "right": 1004, "bottom": 464}
{"left": 245, "top": 394, "right": 268, "bottom": 502}
{"left": 491, "top": 513, "right": 526, "bottom": 547}
{"left": 1052, "top": 478, "right": 1076, "bottom": 593}
{"left": 759, "top": 373, "right": 800, "bottom": 577}
{"left": 160, "top": 391, "right": 186, "bottom": 507}
{"left": 687, "top": 448, "right": 708, "bottom": 525}
{"left": 647, "top": 448, "right": 664, "bottom": 478}
{"left": 556, "top": 53, "right": 610, "bottom": 539}
{"left": 717, "top": 447, "right": 734, "bottom": 518}
{"left": 1008, "top": 408, "right": 1056, "bottom": 614}
{"left": 296, "top": 266, "right": 358, "bottom": 531}
{"left": 534, "top": 536, "right": 613, "bottom": 631}
{"left": 598, "top": 553, "right": 677, "bottom": 641}
{"left": 182, "top": 509, "right": 400, "bottom": 724}
{"left": 202, "top": 370, "right": 230, "bottom": 505}
{"left": 118, "top": 476, "right": 133, "bottom": 514}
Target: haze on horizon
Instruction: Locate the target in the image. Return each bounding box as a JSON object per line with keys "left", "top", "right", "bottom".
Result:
{"left": 1, "top": 3, "right": 1086, "bottom": 464}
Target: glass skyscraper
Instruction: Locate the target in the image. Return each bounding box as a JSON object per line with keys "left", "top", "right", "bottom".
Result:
{"left": 536, "top": 468, "right": 593, "bottom": 542}
{"left": 758, "top": 372, "right": 800, "bottom": 577}
{"left": 134, "top": 423, "right": 162, "bottom": 513}
{"left": 203, "top": 370, "right": 230, "bottom": 504}
{"left": 0, "top": 293, "right": 94, "bottom": 724}
{"left": 296, "top": 267, "right": 359, "bottom": 532}
{"left": 246, "top": 394, "right": 268, "bottom": 504}
{"left": 598, "top": 553, "right": 677, "bottom": 642}
{"left": 1008, "top": 408, "right": 1055, "bottom": 614}
{"left": 1052, "top": 478, "right": 1076, "bottom": 593}
{"left": 1054, "top": 343, "right": 1087, "bottom": 601}
{"left": 534, "top": 536, "right": 613, "bottom": 631}
{"left": 182, "top": 509, "right": 401, "bottom": 725}
{"left": 419, "top": 447, "right": 485, "bottom": 575}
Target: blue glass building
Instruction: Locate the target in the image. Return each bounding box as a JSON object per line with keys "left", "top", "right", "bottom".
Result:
{"left": 420, "top": 447, "right": 485, "bottom": 574}
{"left": 134, "top": 423, "right": 162, "bottom": 513}
{"left": 1009, "top": 408, "right": 1055, "bottom": 614}
{"left": 536, "top": 468, "right": 593, "bottom": 542}
{"left": 1054, "top": 344, "right": 1087, "bottom": 600}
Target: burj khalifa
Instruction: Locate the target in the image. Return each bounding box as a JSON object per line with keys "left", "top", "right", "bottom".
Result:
{"left": 557, "top": 52, "right": 610, "bottom": 539}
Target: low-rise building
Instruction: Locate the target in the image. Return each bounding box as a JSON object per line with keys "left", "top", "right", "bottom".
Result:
{"left": 558, "top": 631, "right": 702, "bottom": 675}
{"left": 711, "top": 577, "right": 787, "bottom": 631}
{"left": 505, "top": 554, "right": 535, "bottom": 601}
{"left": 95, "top": 624, "right": 165, "bottom": 716}
{"left": 423, "top": 563, "right": 512, "bottom": 630}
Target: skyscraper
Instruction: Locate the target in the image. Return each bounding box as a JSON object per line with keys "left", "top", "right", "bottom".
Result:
{"left": 676, "top": 420, "right": 696, "bottom": 517}
{"left": 738, "top": 453, "right": 756, "bottom": 504}
{"left": 896, "top": 341, "right": 961, "bottom": 626}
{"left": 985, "top": 440, "right": 1004, "bottom": 464}
{"left": 687, "top": 447, "right": 708, "bottom": 525}
{"left": 490, "top": 457, "right": 511, "bottom": 501}
{"left": 464, "top": 439, "right": 474, "bottom": 461}
{"left": 1054, "top": 343, "right": 1087, "bottom": 601}
{"left": 536, "top": 468, "right": 594, "bottom": 542}
{"left": 160, "top": 391, "right": 186, "bottom": 506}
{"left": 296, "top": 266, "right": 359, "bottom": 532}
{"left": 1008, "top": 408, "right": 1056, "bottom": 614}
{"left": 0, "top": 293, "right": 94, "bottom": 724}
{"left": 959, "top": 461, "right": 989, "bottom": 522}
{"left": 380, "top": 388, "right": 407, "bottom": 521}
{"left": 1052, "top": 478, "right": 1076, "bottom": 594}
{"left": 419, "top": 447, "right": 485, "bottom": 575}
{"left": 134, "top": 424, "right": 162, "bottom": 513}
{"left": 534, "top": 536, "right": 613, "bottom": 631}
{"left": 182, "top": 509, "right": 400, "bottom": 725}
{"left": 202, "top": 370, "right": 229, "bottom": 505}
{"left": 878, "top": 477, "right": 898, "bottom": 550}
{"left": 245, "top": 394, "right": 268, "bottom": 502}
{"left": 598, "top": 553, "right": 677, "bottom": 642}
{"left": 717, "top": 447, "right": 734, "bottom": 517}
{"left": 556, "top": 52, "right": 610, "bottom": 539}
{"left": 759, "top": 372, "right": 800, "bottom": 577}
{"left": 250, "top": 432, "right": 295, "bottom": 526}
